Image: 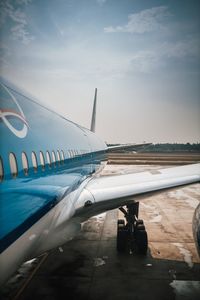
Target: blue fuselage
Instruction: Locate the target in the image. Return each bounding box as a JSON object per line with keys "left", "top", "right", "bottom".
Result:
{"left": 0, "top": 79, "right": 107, "bottom": 254}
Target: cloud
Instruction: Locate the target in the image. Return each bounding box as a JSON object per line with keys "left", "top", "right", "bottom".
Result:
{"left": 130, "top": 39, "right": 199, "bottom": 73}
{"left": 160, "top": 40, "right": 200, "bottom": 59}
{"left": 21, "top": 43, "right": 132, "bottom": 82}
{"left": 104, "top": 6, "right": 171, "bottom": 33}
{"left": 0, "top": 0, "right": 34, "bottom": 44}
{"left": 11, "top": 23, "right": 35, "bottom": 44}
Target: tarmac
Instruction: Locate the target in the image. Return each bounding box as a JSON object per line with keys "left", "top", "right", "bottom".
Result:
{"left": 1, "top": 161, "right": 200, "bottom": 300}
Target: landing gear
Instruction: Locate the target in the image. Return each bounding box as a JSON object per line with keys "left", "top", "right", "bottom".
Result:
{"left": 116, "top": 201, "right": 148, "bottom": 255}
{"left": 117, "top": 219, "right": 128, "bottom": 252}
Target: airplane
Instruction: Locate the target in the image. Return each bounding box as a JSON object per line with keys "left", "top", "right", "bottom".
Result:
{"left": 0, "top": 77, "right": 200, "bottom": 286}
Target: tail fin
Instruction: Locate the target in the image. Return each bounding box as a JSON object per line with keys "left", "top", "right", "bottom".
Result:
{"left": 90, "top": 88, "right": 97, "bottom": 132}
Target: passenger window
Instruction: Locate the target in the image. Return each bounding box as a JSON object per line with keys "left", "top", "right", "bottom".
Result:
{"left": 9, "top": 152, "right": 18, "bottom": 178}
{"left": 39, "top": 151, "right": 45, "bottom": 171}
{"left": 31, "top": 152, "right": 38, "bottom": 172}
{"left": 60, "top": 150, "right": 65, "bottom": 163}
{"left": 57, "top": 150, "right": 61, "bottom": 165}
{"left": 46, "top": 151, "right": 51, "bottom": 168}
{"left": 0, "top": 156, "right": 3, "bottom": 182}
{"left": 22, "top": 152, "right": 29, "bottom": 176}
{"left": 52, "top": 151, "right": 56, "bottom": 167}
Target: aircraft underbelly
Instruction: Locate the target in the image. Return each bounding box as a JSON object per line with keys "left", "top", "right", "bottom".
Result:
{"left": 0, "top": 185, "right": 87, "bottom": 286}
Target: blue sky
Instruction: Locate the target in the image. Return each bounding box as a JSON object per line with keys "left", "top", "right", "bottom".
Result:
{"left": 0, "top": 0, "right": 200, "bottom": 143}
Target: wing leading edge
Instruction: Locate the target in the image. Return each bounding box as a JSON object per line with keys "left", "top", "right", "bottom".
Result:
{"left": 75, "top": 163, "right": 200, "bottom": 217}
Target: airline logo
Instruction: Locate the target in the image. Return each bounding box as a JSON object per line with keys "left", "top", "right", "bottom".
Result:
{"left": 0, "top": 83, "right": 29, "bottom": 138}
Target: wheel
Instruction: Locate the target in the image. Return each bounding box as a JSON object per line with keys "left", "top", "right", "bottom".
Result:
{"left": 136, "top": 219, "right": 144, "bottom": 225}
{"left": 135, "top": 229, "right": 148, "bottom": 255}
{"left": 118, "top": 219, "right": 125, "bottom": 225}
{"left": 117, "top": 224, "right": 128, "bottom": 252}
{"left": 136, "top": 224, "right": 145, "bottom": 231}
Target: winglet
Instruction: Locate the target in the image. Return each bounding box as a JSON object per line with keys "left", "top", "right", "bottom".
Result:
{"left": 90, "top": 88, "right": 97, "bottom": 132}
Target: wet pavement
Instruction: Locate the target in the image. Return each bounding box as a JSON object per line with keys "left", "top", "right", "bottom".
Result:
{"left": 1, "top": 165, "right": 200, "bottom": 300}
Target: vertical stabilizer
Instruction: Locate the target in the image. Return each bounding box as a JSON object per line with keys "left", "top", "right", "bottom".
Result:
{"left": 90, "top": 88, "right": 97, "bottom": 132}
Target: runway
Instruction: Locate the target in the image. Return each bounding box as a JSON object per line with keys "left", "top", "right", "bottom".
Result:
{"left": 108, "top": 152, "right": 200, "bottom": 165}
{"left": 1, "top": 160, "right": 200, "bottom": 300}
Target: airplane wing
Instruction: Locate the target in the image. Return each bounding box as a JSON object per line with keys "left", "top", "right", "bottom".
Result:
{"left": 75, "top": 163, "right": 200, "bottom": 217}
{"left": 107, "top": 143, "right": 152, "bottom": 152}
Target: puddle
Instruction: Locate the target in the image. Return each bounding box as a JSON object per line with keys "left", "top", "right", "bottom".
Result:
{"left": 168, "top": 190, "right": 199, "bottom": 209}
{"left": 149, "top": 214, "right": 162, "bottom": 223}
{"left": 170, "top": 280, "right": 200, "bottom": 299}
{"left": 146, "top": 264, "right": 152, "bottom": 267}
{"left": 169, "top": 269, "right": 177, "bottom": 280}
{"left": 94, "top": 258, "right": 106, "bottom": 267}
{"left": 173, "top": 243, "right": 193, "bottom": 268}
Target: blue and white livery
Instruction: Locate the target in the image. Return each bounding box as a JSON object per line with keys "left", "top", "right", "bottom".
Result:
{"left": 0, "top": 78, "right": 199, "bottom": 285}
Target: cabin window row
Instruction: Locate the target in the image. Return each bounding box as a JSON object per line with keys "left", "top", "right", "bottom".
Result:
{"left": 0, "top": 149, "right": 88, "bottom": 181}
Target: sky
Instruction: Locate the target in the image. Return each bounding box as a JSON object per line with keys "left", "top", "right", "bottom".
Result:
{"left": 0, "top": 0, "right": 200, "bottom": 143}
